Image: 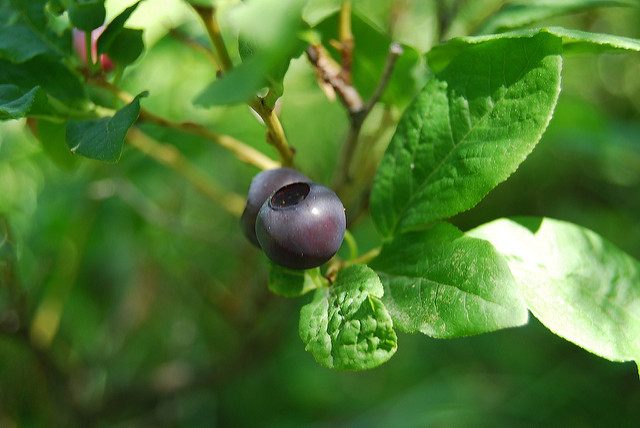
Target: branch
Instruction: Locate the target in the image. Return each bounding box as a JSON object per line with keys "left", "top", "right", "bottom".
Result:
{"left": 138, "top": 109, "right": 279, "bottom": 171}
{"left": 306, "top": 44, "right": 364, "bottom": 113}
{"left": 329, "top": 43, "right": 403, "bottom": 189}
{"left": 188, "top": 5, "right": 295, "bottom": 166}
{"left": 88, "top": 77, "right": 279, "bottom": 171}
{"left": 127, "top": 127, "right": 246, "bottom": 217}
{"left": 338, "top": 0, "right": 354, "bottom": 84}
{"left": 363, "top": 43, "right": 403, "bottom": 114}
{"left": 192, "top": 5, "right": 233, "bottom": 73}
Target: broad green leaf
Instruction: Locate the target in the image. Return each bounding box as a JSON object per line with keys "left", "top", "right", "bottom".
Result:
{"left": 194, "top": 0, "right": 305, "bottom": 107}
{"left": 0, "top": 85, "right": 49, "bottom": 120}
{"left": 469, "top": 217, "right": 640, "bottom": 369}
{"left": 238, "top": 35, "right": 305, "bottom": 102}
{"left": 0, "top": 0, "right": 59, "bottom": 63}
{"left": 268, "top": 264, "right": 323, "bottom": 298}
{"left": 194, "top": 58, "right": 267, "bottom": 106}
{"left": 478, "top": 0, "right": 635, "bottom": 35}
{"left": 302, "top": 0, "right": 340, "bottom": 26}
{"left": 66, "top": 92, "right": 147, "bottom": 162}
{"left": 0, "top": 57, "right": 86, "bottom": 106}
{"left": 96, "top": 1, "right": 141, "bottom": 55}
{"left": 381, "top": 0, "right": 438, "bottom": 54}
{"left": 299, "top": 264, "right": 397, "bottom": 370}
{"left": 429, "top": 27, "right": 640, "bottom": 73}
{"left": 104, "top": 27, "right": 144, "bottom": 65}
{"left": 370, "top": 33, "right": 562, "bottom": 238}
{"left": 68, "top": 0, "right": 106, "bottom": 32}
{"left": 370, "top": 222, "right": 528, "bottom": 338}
{"left": 0, "top": 0, "right": 65, "bottom": 62}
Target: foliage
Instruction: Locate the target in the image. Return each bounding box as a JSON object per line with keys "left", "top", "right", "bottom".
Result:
{"left": 1, "top": 0, "right": 640, "bottom": 424}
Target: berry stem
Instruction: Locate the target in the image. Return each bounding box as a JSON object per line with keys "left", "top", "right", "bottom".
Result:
{"left": 308, "top": 267, "right": 330, "bottom": 289}
{"left": 346, "top": 246, "right": 380, "bottom": 266}
{"left": 343, "top": 229, "right": 358, "bottom": 260}
{"left": 249, "top": 98, "right": 295, "bottom": 167}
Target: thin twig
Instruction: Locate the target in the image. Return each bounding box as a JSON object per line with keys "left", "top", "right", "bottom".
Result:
{"left": 139, "top": 109, "right": 279, "bottom": 171}
{"left": 363, "top": 43, "right": 403, "bottom": 114}
{"left": 188, "top": 4, "right": 295, "bottom": 166}
{"left": 304, "top": 0, "right": 403, "bottom": 193}
{"left": 338, "top": 0, "right": 354, "bottom": 84}
{"left": 192, "top": 5, "right": 233, "bottom": 73}
{"left": 88, "top": 77, "right": 278, "bottom": 171}
{"left": 347, "top": 246, "right": 380, "bottom": 266}
{"left": 249, "top": 98, "right": 295, "bottom": 167}
{"left": 127, "top": 127, "right": 246, "bottom": 217}
{"left": 306, "top": 44, "right": 364, "bottom": 113}
{"left": 328, "top": 43, "right": 403, "bottom": 190}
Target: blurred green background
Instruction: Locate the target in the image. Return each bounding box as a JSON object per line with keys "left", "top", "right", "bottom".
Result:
{"left": 1, "top": 0, "right": 639, "bottom": 426}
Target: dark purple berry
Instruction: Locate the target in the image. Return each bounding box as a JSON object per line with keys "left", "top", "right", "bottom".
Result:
{"left": 240, "top": 168, "right": 309, "bottom": 246}
{"left": 255, "top": 182, "right": 346, "bottom": 270}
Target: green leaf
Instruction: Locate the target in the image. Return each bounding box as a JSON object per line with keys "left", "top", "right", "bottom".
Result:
{"left": 238, "top": 35, "right": 305, "bottom": 102}
{"left": 478, "top": 0, "right": 636, "bottom": 35}
{"left": 46, "top": 0, "right": 66, "bottom": 15}
{"left": 0, "top": 0, "right": 65, "bottom": 62}
{"left": 303, "top": 0, "right": 340, "bottom": 26}
{"left": 370, "top": 222, "right": 528, "bottom": 338}
{"left": 299, "top": 264, "right": 397, "bottom": 370}
{"left": 370, "top": 32, "right": 562, "bottom": 238}
{"left": 429, "top": 27, "right": 640, "bottom": 73}
{"left": 195, "top": 58, "right": 267, "bottom": 106}
{"left": 469, "top": 218, "right": 640, "bottom": 369}
{"left": 268, "top": 264, "right": 323, "bottom": 298}
{"left": 194, "top": 0, "right": 305, "bottom": 107}
{"left": 0, "top": 57, "right": 86, "bottom": 106}
{"left": 104, "top": 27, "right": 144, "bottom": 66}
{"left": 66, "top": 92, "right": 147, "bottom": 162}
{"left": 0, "top": 85, "right": 49, "bottom": 120}
{"left": 68, "top": 0, "right": 106, "bottom": 32}
{"left": 96, "top": 1, "right": 141, "bottom": 55}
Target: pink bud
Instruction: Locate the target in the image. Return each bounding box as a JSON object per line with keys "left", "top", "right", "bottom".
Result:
{"left": 100, "top": 54, "right": 114, "bottom": 72}
{"left": 73, "top": 26, "right": 114, "bottom": 72}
